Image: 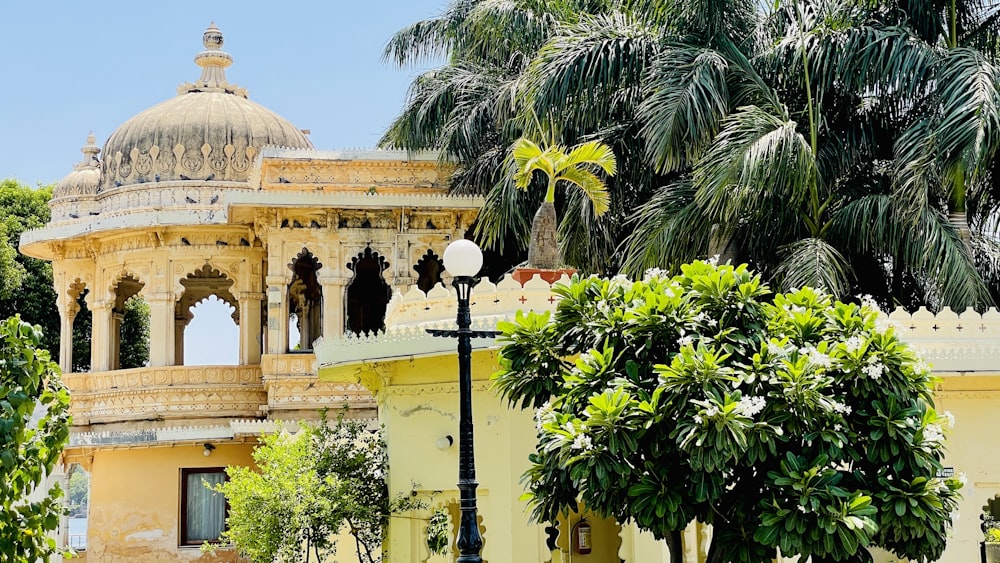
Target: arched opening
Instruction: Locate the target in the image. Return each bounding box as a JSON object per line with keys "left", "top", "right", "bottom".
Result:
{"left": 346, "top": 247, "right": 391, "bottom": 335}
{"left": 66, "top": 463, "right": 89, "bottom": 551}
{"left": 72, "top": 292, "right": 92, "bottom": 372}
{"left": 414, "top": 249, "right": 445, "bottom": 294}
{"left": 119, "top": 295, "right": 149, "bottom": 369}
{"left": 111, "top": 275, "right": 147, "bottom": 371}
{"left": 68, "top": 280, "right": 92, "bottom": 373}
{"left": 184, "top": 296, "right": 239, "bottom": 365}
{"left": 178, "top": 265, "right": 238, "bottom": 366}
{"left": 288, "top": 249, "right": 322, "bottom": 351}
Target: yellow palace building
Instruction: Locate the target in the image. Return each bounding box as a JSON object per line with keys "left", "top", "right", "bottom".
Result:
{"left": 19, "top": 23, "right": 1000, "bottom": 563}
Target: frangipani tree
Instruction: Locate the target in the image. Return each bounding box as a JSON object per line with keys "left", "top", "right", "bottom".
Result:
{"left": 511, "top": 138, "right": 616, "bottom": 270}
{"left": 493, "top": 260, "right": 962, "bottom": 563}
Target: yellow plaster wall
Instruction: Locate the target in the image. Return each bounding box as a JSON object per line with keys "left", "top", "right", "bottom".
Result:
{"left": 932, "top": 374, "right": 1000, "bottom": 563}
{"left": 376, "top": 351, "right": 553, "bottom": 562}
{"left": 85, "top": 444, "right": 254, "bottom": 562}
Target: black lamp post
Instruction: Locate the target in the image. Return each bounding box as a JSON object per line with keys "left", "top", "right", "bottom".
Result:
{"left": 427, "top": 239, "right": 500, "bottom": 563}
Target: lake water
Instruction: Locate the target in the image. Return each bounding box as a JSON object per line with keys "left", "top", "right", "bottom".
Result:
{"left": 68, "top": 517, "right": 86, "bottom": 549}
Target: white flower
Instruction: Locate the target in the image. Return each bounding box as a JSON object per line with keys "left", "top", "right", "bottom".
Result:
{"left": 800, "top": 346, "right": 833, "bottom": 368}
{"left": 767, "top": 341, "right": 788, "bottom": 357}
{"left": 830, "top": 400, "right": 852, "bottom": 415}
{"left": 610, "top": 274, "right": 633, "bottom": 291}
{"left": 693, "top": 415, "right": 703, "bottom": 425}
{"left": 643, "top": 267, "right": 668, "bottom": 280}
{"left": 861, "top": 358, "right": 885, "bottom": 379}
{"left": 735, "top": 396, "right": 767, "bottom": 418}
{"left": 678, "top": 335, "right": 694, "bottom": 347}
{"left": 923, "top": 423, "right": 945, "bottom": 446}
{"left": 535, "top": 401, "right": 555, "bottom": 431}
{"left": 705, "top": 405, "right": 721, "bottom": 418}
{"left": 858, "top": 294, "right": 882, "bottom": 313}
{"left": 571, "top": 433, "right": 594, "bottom": 451}
{"left": 844, "top": 336, "right": 865, "bottom": 353}
{"left": 942, "top": 411, "right": 956, "bottom": 429}
{"left": 707, "top": 255, "right": 719, "bottom": 266}
{"left": 833, "top": 423, "right": 842, "bottom": 431}
{"left": 797, "top": 505, "right": 808, "bottom": 513}
{"left": 958, "top": 472, "right": 968, "bottom": 486}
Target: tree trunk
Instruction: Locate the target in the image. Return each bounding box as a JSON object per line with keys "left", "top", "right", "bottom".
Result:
{"left": 527, "top": 201, "right": 560, "bottom": 270}
{"left": 949, "top": 211, "right": 972, "bottom": 251}
{"left": 664, "top": 529, "right": 683, "bottom": 563}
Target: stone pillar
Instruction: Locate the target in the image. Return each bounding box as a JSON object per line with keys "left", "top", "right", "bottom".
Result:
{"left": 90, "top": 300, "right": 114, "bottom": 372}
{"left": 238, "top": 292, "right": 264, "bottom": 365}
{"left": 58, "top": 305, "right": 78, "bottom": 374}
{"left": 109, "top": 311, "right": 123, "bottom": 371}
{"left": 265, "top": 278, "right": 287, "bottom": 355}
{"left": 146, "top": 293, "right": 177, "bottom": 367}
{"left": 174, "top": 317, "right": 190, "bottom": 366}
{"left": 321, "top": 278, "right": 347, "bottom": 341}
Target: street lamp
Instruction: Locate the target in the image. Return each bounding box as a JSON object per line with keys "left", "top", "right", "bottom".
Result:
{"left": 427, "top": 239, "right": 499, "bottom": 562}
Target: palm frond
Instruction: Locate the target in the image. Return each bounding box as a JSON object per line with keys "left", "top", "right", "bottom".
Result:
{"left": 934, "top": 48, "right": 1000, "bottom": 187}
{"left": 774, "top": 237, "right": 852, "bottom": 298}
{"left": 639, "top": 46, "right": 730, "bottom": 173}
{"left": 693, "top": 105, "right": 815, "bottom": 227}
{"left": 564, "top": 141, "right": 617, "bottom": 176}
{"left": 382, "top": 0, "right": 479, "bottom": 66}
{"left": 522, "top": 12, "right": 662, "bottom": 133}
{"left": 557, "top": 167, "right": 610, "bottom": 216}
{"left": 619, "top": 179, "right": 711, "bottom": 276}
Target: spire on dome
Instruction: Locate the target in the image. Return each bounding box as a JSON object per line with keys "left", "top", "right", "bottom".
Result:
{"left": 74, "top": 132, "right": 101, "bottom": 170}
{"left": 178, "top": 23, "right": 247, "bottom": 97}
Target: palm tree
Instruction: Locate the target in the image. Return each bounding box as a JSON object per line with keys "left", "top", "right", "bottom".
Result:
{"left": 511, "top": 137, "right": 616, "bottom": 269}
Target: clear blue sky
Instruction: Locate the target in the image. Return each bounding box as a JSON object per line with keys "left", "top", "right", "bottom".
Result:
{"left": 0, "top": 0, "right": 447, "bottom": 185}
{"left": 0, "top": 0, "right": 449, "bottom": 364}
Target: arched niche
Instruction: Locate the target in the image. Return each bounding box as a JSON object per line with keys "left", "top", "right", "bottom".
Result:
{"left": 414, "top": 249, "right": 445, "bottom": 294}
{"left": 110, "top": 273, "right": 148, "bottom": 370}
{"left": 69, "top": 279, "right": 92, "bottom": 373}
{"left": 346, "top": 247, "right": 391, "bottom": 335}
{"left": 177, "top": 264, "right": 239, "bottom": 365}
{"left": 288, "top": 249, "right": 323, "bottom": 351}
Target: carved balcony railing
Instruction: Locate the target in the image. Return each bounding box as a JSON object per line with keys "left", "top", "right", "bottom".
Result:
{"left": 64, "top": 365, "right": 265, "bottom": 425}
{"left": 260, "top": 353, "right": 376, "bottom": 414}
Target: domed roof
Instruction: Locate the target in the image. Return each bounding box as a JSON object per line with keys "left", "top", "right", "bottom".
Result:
{"left": 53, "top": 133, "right": 101, "bottom": 199}
{"left": 99, "top": 23, "right": 313, "bottom": 192}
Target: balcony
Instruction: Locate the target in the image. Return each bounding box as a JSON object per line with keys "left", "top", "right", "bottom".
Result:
{"left": 64, "top": 365, "right": 265, "bottom": 425}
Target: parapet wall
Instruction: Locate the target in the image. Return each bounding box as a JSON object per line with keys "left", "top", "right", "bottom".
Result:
{"left": 320, "top": 274, "right": 1000, "bottom": 374}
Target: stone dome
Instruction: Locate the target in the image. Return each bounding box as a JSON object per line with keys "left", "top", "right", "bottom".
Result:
{"left": 53, "top": 133, "right": 101, "bottom": 199}
{"left": 98, "top": 23, "right": 313, "bottom": 192}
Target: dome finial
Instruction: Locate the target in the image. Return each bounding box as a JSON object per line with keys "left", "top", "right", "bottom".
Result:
{"left": 76, "top": 132, "right": 100, "bottom": 170}
{"left": 183, "top": 22, "right": 242, "bottom": 95}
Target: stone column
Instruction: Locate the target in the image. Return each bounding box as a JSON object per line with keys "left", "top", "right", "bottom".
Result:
{"left": 174, "top": 317, "right": 191, "bottom": 366}
{"left": 146, "top": 293, "right": 177, "bottom": 367}
{"left": 58, "top": 304, "right": 78, "bottom": 374}
{"left": 109, "top": 311, "right": 124, "bottom": 371}
{"left": 265, "top": 277, "right": 287, "bottom": 355}
{"left": 89, "top": 300, "right": 114, "bottom": 372}
{"left": 238, "top": 292, "right": 264, "bottom": 365}
{"left": 321, "top": 278, "right": 347, "bottom": 341}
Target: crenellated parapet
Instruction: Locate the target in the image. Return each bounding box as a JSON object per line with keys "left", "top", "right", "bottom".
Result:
{"left": 887, "top": 307, "right": 1000, "bottom": 372}
{"left": 315, "top": 273, "right": 568, "bottom": 371}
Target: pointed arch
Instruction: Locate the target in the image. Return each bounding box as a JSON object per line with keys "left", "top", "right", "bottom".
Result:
{"left": 174, "top": 264, "right": 239, "bottom": 365}
{"left": 346, "top": 247, "right": 391, "bottom": 335}
{"left": 414, "top": 249, "right": 445, "bottom": 294}
{"left": 107, "top": 273, "right": 148, "bottom": 370}
{"left": 288, "top": 248, "right": 323, "bottom": 351}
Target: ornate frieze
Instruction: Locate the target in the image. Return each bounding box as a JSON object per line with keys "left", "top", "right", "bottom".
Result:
{"left": 65, "top": 365, "right": 265, "bottom": 425}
